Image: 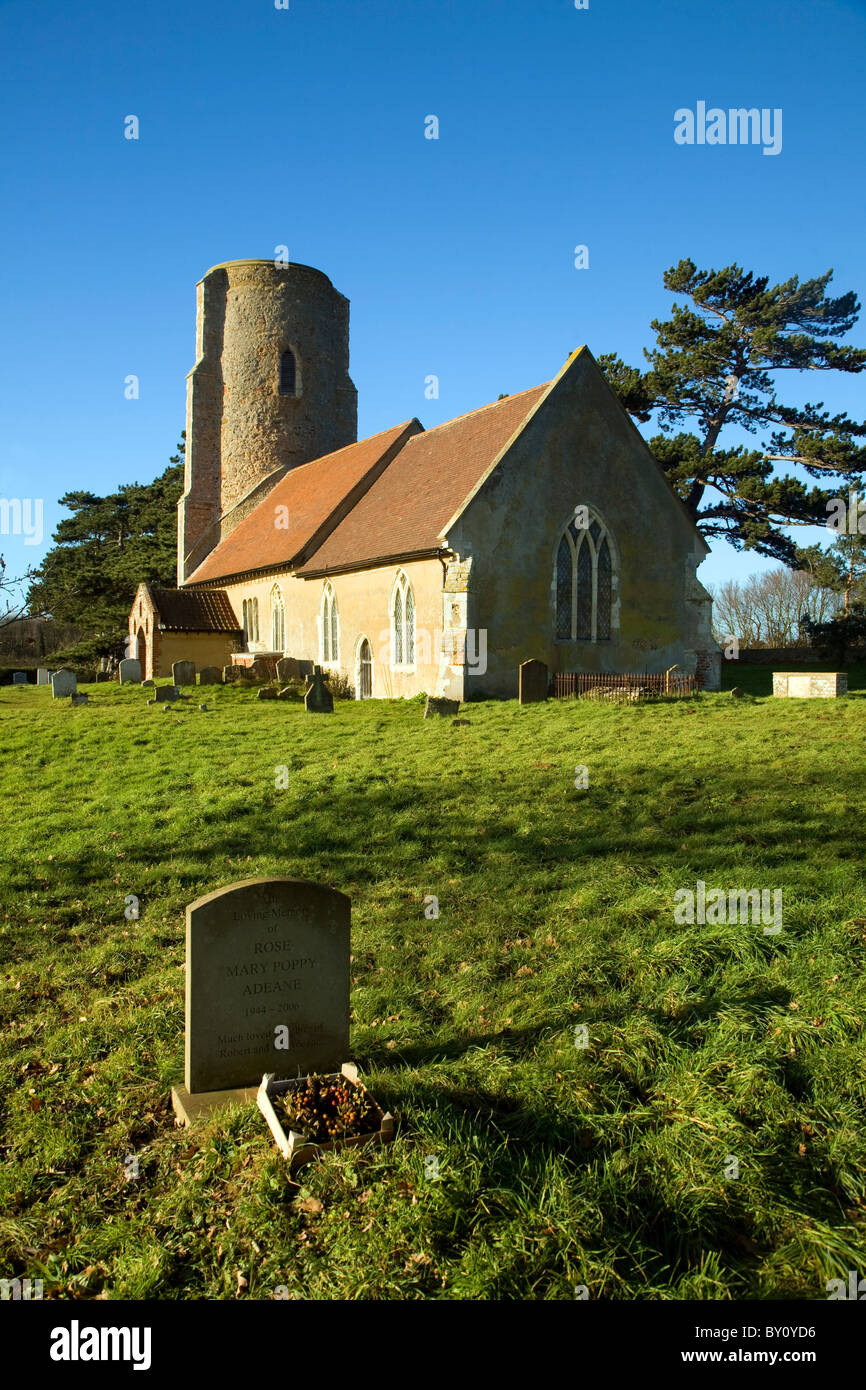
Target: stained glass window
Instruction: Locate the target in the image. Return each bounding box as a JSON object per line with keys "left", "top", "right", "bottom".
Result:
{"left": 597, "top": 539, "right": 611, "bottom": 639}
{"left": 406, "top": 587, "right": 415, "bottom": 663}
{"left": 556, "top": 535, "right": 572, "bottom": 638}
{"left": 394, "top": 590, "right": 403, "bottom": 665}
{"left": 271, "top": 588, "right": 285, "bottom": 652}
{"left": 576, "top": 539, "right": 593, "bottom": 639}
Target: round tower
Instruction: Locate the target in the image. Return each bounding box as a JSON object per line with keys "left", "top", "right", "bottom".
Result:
{"left": 178, "top": 259, "right": 357, "bottom": 582}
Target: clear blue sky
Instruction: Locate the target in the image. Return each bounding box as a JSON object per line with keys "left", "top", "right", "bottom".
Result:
{"left": 1, "top": 0, "right": 864, "bottom": 596}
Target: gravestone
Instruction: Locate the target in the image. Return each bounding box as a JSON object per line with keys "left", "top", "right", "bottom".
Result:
{"left": 118, "top": 658, "right": 141, "bottom": 684}
{"left": 71, "top": 692, "right": 89, "bottom": 706}
{"left": 773, "top": 671, "right": 847, "bottom": 699}
{"left": 12, "top": 672, "right": 28, "bottom": 685}
{"left": 247, "top": 658, "right": 271, "bottom": 683}
{"left": 519, "top": 659, "right": 549, "bottom": 704}
{"left": 199, "top": 666, "right": 221, "bottom": 685}
{"left": 171, "top": 877, "right": 351, "bottom": 1124}
{"left": 424, "top": 696, "right": 459, "bottom": 719}
{"left": 277, "top": 656, "right": 307, "bottom": 683}
{"left": 173, "top": 660, "right": 196, "bottom": 686}
{"left": 50, "top": 670, "right": 77, "bottom": 699}
{"left": 36, "top": 669, "right": 55, "bottom": 686}
{"left": 223, "top": 665, "right": 242, "bottom": 684}
{"left": 257, "top": 686, "right": 278, "bottom": 700}
{"left": 141, "top": 678, "right": 154, "bottom": 687}
{"left": 730, "top": 687, "right": 745, "bottom": 698}
{"left": 155, "top": 685, "right": 180, "bottom": 702}
{"left": 305, "top": 666, "right": 334, "bottom": 713}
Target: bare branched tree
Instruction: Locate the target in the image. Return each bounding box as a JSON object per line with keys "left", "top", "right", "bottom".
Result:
{"left": 707, "top": 567, "right": 840, "bottom": 647}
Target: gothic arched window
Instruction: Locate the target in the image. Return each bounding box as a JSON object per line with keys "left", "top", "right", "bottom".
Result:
{"left": 270, "top": 585, "right": 285, "bottom": 653}
{"left": 279, "top": 349, "right": 297, "bottom": 397}
{"left": 391, "top": 570, "right": 415, "bottom": 667}
{"left": 321, "top": 582, "right": 339, "bottom": 665}
{"left": 554, "top": 511, "right": 614, "bottom": 642}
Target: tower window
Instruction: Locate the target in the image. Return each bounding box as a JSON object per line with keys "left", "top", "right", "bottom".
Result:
{"left": 279, "top": 349, "right": 297, "bottom": 397}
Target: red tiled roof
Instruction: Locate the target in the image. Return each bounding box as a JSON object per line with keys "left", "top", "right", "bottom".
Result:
{"left": 297, "top": 383, "right": 550, "bottom": 574}
{"left": 147, "top": 586, "right": 241, "bottom": 631}
{"left": 185, "top": 421, "right": 416, "bottom": 584}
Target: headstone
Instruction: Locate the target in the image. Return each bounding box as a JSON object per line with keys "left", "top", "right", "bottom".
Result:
{"left": 155, "top": 685, "right": 180, "bottom": 702}
{"left": 452, "top": 718, "right": 471, "bottom": 727}
{"left": 173, "top": 660, "right": 196, "bottom": 686}
{"left": 118, "top": 658, "right": 141, "bottom": 684}
{"left": 223, "top": 665, "right": 242, "bottom": 684}
{"left": 424, "top": 696, "right": 459, "bottom": 719}
{"left": 71, "top": 692, "right": 89, "bottom": 705}
{"left": 257, "top": 687, "right": 278, "bottom": 700}
{"left": 773, "top": 672, "right": 847, "bottom": 699}
{"left": 276, "top": 656, "right": 301, "bottom": 683}
{"left": 199, "top": 667, "right": 221, "bottom": 685}
{"left": 12, "top": 672, "right": 28, "bottom": 685}
{"left": 730, "top": 687, "right": 745, "bottom": 698}
{"left": 50, "top": 670, "right": 77, "bottom": 699}
{"left": 305, "top": 666, "right": 334, "bottom": 713}
{"left": 247, "top": 659, "right": 271, "bottom": 683}
{"left": 36, "top": 669, "right": 55, "bottom": 686}
{"left": 277, "top": 687, "right": 296, "bottom": 700}
{"left": 171, "top": 877, "right": 351, "bottom": 1120}
{"left": 141, "top": 678, "right": 155, "bottom": 687}
{"left": 519, "top": 659, "right": 549, "bottom": 704}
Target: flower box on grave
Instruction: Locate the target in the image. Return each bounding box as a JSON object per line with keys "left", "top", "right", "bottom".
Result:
{"left": 257, "top": 1063, "right": 395, "bottom": 1170}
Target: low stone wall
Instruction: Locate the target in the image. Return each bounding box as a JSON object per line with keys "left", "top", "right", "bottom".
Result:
{"left": 736, "top": 647, "right": 866, "bottom": 665}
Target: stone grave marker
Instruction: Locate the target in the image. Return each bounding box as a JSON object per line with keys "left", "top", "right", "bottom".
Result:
{"left": 173, "top": 660, "right": 196, "bottom": 686}
{"left": 257, "top": 687, "right": 277, "bottom": 700}
{"left": 199, "top": 666, "right": 221, "bottom": 685}
{"left": 12, "top": 672, "right": 28, "bottom": 685}
{"left": 223, "top": 665, "right": 242, "bottom": 684}
{"left": 305, "top": 666, "right": 334, "bottom": 713}
{"left": 276, "top": 656, "right": 302, "bottom": 682}
{"left": 773, "top": 672, "right": 847, "bottom": 699}
{"left": 519, "top": 659, "right": 549, "bottom": 704}
{"left": 51, "top": 670, "right": 77, "bottom": 699}
{"left": 36, "top": 669, "right": 55, "bottom": 686}
{"left": 118, "top": 658, "right": 141, "bottom": 684}
{"left": 155, "top": 685, "right": 180, "bottom": 702}
{"left": 71, "top": 692, "right": 89, "bottom": 706}
{"left": 424, "top": 695, "right": 459, "bottom": 718}
{"left": 171, "top": 877, "right": 351, "bottom": 1124}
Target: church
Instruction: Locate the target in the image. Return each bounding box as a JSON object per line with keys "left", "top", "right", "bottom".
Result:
{"left": 128, "top": 258, "right": 720, "bottom": 697}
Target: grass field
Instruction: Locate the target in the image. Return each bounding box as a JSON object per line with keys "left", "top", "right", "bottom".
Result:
{"left": 1, "top": 668, "right": 865, "bottom": 1301}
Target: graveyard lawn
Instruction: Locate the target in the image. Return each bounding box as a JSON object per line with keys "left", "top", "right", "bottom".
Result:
{"left": 1, "top": 671, "right": 865, "bottom": 1301}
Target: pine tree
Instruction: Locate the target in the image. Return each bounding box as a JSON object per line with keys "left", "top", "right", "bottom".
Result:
{"left": 598, "top": 260, "right": 866, "bottom": 563}
{"left": 27, "top": 436, "right": 185, "bottom": 643}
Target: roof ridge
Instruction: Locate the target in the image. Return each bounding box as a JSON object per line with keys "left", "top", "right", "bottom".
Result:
{"left": 281, "top": 420, "right": 416, "bottom": 479}
{"left": 412, "top": 382, "right": 548, "bottom": 437}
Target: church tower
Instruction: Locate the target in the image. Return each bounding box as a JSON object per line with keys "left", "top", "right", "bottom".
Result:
{"left": 177, "top": 259, "right": 357, "bottom": 583}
